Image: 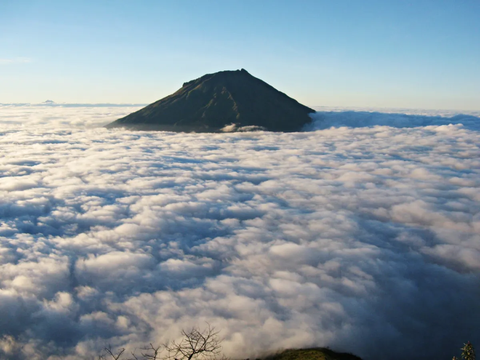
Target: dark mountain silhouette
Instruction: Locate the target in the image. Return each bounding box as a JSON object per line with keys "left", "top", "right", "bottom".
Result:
{"left": 263, "top": 347, "right": 362, "bottom": 360}
{"left": 106, "top": 69, "right": 315, "bottom": 132}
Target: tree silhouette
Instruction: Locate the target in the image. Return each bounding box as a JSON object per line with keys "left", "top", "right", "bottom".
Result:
{"left": 453, "top": 341, "right": 476, "bottom": 360}
{"left": 98, "top": 325, "right": 226, "bottom": 360}
{"left": 461, "top": 341, "right": 476, "bottom": 360}
{"left": 99, "top": 346, "right": 125, "bottom": 360}
{"left": 131, "top": 343, "right": 163, "bottom": 360}
{"left": 164, "top": 324, "right": 223, "bottom": 360}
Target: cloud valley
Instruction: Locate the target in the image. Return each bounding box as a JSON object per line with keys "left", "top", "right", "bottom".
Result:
{"left": 0, "top": 105, "right": 479, "bottom": 360}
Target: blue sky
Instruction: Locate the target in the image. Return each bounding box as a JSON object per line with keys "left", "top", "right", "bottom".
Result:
{"left": 1, "top": 0, "right": 479, "bottom": 109}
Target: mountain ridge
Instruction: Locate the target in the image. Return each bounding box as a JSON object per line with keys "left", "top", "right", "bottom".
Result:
{"left": 262, "top": 347, "right": 363, "bottom": 360}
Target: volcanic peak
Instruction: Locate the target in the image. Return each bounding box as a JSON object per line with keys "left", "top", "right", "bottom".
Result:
{"left": 106, "top": 69, "right": 315, "bottom": 132}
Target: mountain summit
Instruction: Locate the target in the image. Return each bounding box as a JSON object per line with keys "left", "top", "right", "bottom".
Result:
{"left": 106, "top": 69, "right": 315, "bottom": 132}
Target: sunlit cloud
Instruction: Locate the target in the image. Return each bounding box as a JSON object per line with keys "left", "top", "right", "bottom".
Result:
{"left": 0, "top": 105, "right": 479, "bottom": 360}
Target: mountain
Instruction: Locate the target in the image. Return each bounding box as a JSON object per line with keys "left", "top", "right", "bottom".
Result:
{"left": 262, "top": 348, "right": 363, "bottom": 360}
{"left": 106, "top": 69, "right": 315, "bottom": 132}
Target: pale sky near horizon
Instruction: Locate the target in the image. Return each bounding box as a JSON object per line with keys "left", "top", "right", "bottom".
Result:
{"left": 1, "top": 0, "right": 479, "bottom": 110}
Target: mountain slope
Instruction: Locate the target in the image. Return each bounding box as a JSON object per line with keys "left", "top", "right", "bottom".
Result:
{"left": 106, "top": 69, "right": 315, "bottom": 132}
{"left": 262, "top": 348, "right": 363, "bottom": 360}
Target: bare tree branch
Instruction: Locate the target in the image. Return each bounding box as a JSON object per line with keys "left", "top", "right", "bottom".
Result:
{"left": 165, "top": 324, "right": 223, "bottom": 360}
{"left": 100, "top": 325, "right": 228, "bottom": 360}
{"left": 100, "top": 346, "right": 126, "bottom": 360}
{"left": 140, "top": 343, "right": 163, "bottom": 360}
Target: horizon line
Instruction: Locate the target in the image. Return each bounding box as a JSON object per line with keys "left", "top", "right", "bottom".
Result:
{"left": 1, "top": 102, "right": 480, "bottom": 113}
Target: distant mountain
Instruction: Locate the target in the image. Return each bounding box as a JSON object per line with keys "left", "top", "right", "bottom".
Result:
{"left": 106, "top": 69, "right": 315, "bottom": 132}
{"left": 262, "top": 348, "right": 362, "bottom": 360}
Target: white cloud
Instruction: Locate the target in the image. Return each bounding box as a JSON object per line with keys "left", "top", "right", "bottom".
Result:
{"left": 0, "top": 105, "right": 479, "bottom": 359}
{"left": 0, "top": 58, "right": 32, "bottom": 65}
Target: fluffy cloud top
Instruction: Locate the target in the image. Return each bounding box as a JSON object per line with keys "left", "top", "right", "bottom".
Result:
{"left": 0, "top": 105, "right": 479, "bottom": 359}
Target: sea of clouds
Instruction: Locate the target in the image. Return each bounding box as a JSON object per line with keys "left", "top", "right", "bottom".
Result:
{"left": 0, "top": 104, "right": 479, "bottom": 360}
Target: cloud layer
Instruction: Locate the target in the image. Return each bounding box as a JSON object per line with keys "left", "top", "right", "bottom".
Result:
{"left": 0, "top": 105, "right": 479, "bottom": 359}
{"left": 0, "top": 58, "right": 32, "bottom": 65}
